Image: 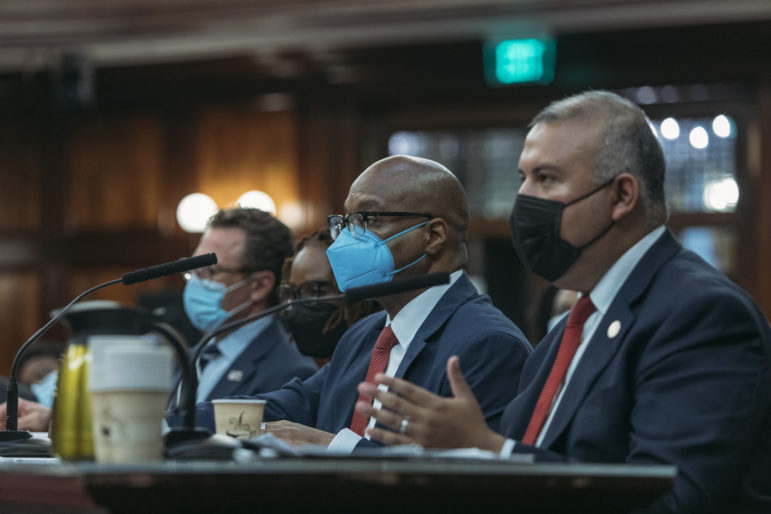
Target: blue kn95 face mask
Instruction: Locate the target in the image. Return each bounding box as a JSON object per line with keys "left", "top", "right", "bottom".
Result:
{"left": 326, "top": 221, "right": 429, "bottom": 292}
{"left": 183, "top": 274, "right": 254, "bottom": 332}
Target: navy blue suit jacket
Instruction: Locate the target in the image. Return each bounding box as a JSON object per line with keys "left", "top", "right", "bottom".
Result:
{"left": 194, "top": 273, "right": 531, "bottom": 438}
{"left": 501, "top": 230, "right": 771, "bottom": 514}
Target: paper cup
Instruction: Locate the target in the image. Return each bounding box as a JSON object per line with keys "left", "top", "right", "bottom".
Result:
{"left": 212, "top": 399, "right": 266, "bottom": 440}
{"left": 88, "top": 342, "right": 173, "bottom": 463}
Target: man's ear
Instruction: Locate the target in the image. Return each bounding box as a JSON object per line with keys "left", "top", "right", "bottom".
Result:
{"left": 423, "top": 218, "right": 448, "bottom": 256}
{"left": 249, "top": 270, "right": 276, "bottom": 304}
{"left": 610, "top": 173, "right": 640, "bottom": 222}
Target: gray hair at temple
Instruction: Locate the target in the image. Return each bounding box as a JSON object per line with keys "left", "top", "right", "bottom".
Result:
{"left": 530, "top": 90, "right": 668, "bottom": 225}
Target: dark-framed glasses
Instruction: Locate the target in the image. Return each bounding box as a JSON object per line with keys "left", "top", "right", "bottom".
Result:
{"left": 278, "top": 280, "right": 335, "bottom": 302}
{"left": 327, "top": 211, "right": 432, "bottom": 240}
{"left": 185, "top": 265, "right": 252, "bottom": 281}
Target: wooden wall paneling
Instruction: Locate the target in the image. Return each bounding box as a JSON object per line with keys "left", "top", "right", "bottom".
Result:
{"left": 64, "top": 114, "right": 165, "bottom": 231}
{"left": 755, "top": 82, "right": 771, "bottom": 319}
{"left": 0, "top": 273, "right": 41, "bottom": 375}
{"left": 195, "top": 107, "right": 300, "bottom": 218}
{"left": 0, "top": 119, "right": 43, "bottom": 231}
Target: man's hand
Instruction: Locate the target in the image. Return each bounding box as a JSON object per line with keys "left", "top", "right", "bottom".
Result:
{"left": 0, "top": 398, "right": 52, "bottom": 432}
{"left": 355, "top": 356, "right": 507, "bottom": 451}
{"left": 263, "top": 420, "right": 335, "bottom": 447}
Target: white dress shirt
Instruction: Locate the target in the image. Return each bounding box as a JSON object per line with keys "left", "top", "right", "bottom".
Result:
{"left": 328, "top": 270, "right": 464, "bottom": 452}
{"left": 501, "top": 226, "right": 666, "bottom": 456}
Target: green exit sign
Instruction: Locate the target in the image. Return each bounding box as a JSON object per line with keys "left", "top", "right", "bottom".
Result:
{"left": 486, "top": 38, "right": 556, "bottom": 85}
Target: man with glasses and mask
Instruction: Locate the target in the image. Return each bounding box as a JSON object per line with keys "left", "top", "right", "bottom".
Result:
{"left": 189, "top": 155, "right": 531, "bottom": 451}
{"left": 357, "top": 92, "right": 771, "bottom": 513}
{"left": 172, "top": 208, "right": 317, "bottom": 407}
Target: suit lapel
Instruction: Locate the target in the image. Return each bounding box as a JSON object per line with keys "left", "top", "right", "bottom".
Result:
{"left": 394, "top": 273, "right": 477, "bottom": 378}
{"left": 540, "top": 230, "right": 682, "bottom": 447}
{"left": 206, "top": 318, "right": 284, "bottom": 399}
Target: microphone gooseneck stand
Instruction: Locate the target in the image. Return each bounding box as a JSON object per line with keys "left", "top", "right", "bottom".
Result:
{"left": 0, "top": 254, "right": 217, "bottom": 457}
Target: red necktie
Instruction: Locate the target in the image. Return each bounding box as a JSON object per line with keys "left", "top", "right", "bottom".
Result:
{"left": 349, "top": 325, "right": 399, "bottom": 436}
{"left": 521, "top": 296, "right": 597, "bottom": 445}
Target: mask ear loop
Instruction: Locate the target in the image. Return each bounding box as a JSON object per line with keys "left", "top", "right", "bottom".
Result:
{"left": 222, "top": 271, "right": 260, "bottom": 323}
{"left": 568, "top": 177, "right": 618, "bottom": 250}
{"left": 564, "top": 176, "right": 617, "bottom": 207}
{"left": 381, "top": 220, "right": 430, "bottom": 244}
{"left": 381, "top": 220, "right": 431, "bottom": 277}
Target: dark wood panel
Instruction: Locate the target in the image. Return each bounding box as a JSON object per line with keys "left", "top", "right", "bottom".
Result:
{"left": 64, "top": 115, "right": 165, "bottom": 231}
{"left": 195, "top": 107, "right": 305, "bottom": 228}
{"left": 0, "top": 272, "right": 41, "bottom": 374}
{"left": 0, "top": 120, "right": 43, "bottom": 231}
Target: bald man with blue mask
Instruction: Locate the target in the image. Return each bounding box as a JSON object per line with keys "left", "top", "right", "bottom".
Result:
{"left": 186, "top": 155, "right": 533, "bottom": 452}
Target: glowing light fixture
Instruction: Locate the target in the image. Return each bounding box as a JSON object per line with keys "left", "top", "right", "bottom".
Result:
{"left": 712, "top": 115, "right": 733, "bottom": 138}
{"left": 660, "top": 118, "right": 680, "bottom": 140}
{"left": 237, "top": 190, "right": 277, "bottom": 214}
{"left": 703, "top": 177, "right": 739, "bottom": 212}
{"left": 176, "top": 193, "right": 217, "bottom": 233}
{"left": 689, "top": 126, "right": 709, "bottom": 149}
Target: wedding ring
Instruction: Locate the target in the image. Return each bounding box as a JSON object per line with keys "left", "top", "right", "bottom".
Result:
{"left": 399, "top": 416, "right": 410, "bottom": 434}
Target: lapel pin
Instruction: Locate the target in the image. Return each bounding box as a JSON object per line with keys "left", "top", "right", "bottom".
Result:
{"left": 607, "top": 320, "right": 621, "bottom": 339}
{"left": 227, "top": 370, "right": 244, "bottom": 382}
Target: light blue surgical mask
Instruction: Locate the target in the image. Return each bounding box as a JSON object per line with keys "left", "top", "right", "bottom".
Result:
{"left": 183, "top": 274, "right": 255, "bottom": 332}
{"left": 326, "top": 221, "right": 428, "bottom": 292}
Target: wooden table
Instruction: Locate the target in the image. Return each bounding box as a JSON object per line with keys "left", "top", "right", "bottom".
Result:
{"left": 0, "top": 458, "right": 676, "bottom": 513}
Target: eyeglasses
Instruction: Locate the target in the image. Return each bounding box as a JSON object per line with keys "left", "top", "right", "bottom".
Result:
{"left": 327, "top": 211, "right": 432, "bottom": 240}
{"left": 278, "top": 280, "right": 335, "bottom": 302}
{"left": 185, "top": 265, "right": 252, "bottom": 281}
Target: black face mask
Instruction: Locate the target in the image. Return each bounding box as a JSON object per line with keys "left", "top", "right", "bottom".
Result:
{"left": 282, "top": 302, "right": 348, "bottom": 359}
{"left": 510, "top": 178, "right": 616, "bottom": 282}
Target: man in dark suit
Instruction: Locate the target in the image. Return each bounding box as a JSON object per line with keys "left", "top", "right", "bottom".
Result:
{"left": 171, "top": 207, "right": 317, "bottom": 407}
{"left": 358, "top": 92, "right": 771, "bottom": 513}
{"left": 192, "top": 155, "right": 532, "bottom": 451}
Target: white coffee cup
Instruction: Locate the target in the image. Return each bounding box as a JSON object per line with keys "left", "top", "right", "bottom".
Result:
{"left": 212, "top": 399, "right": 266, "bottom": 440}
{"left": 88, "top": 337, "right": 173, "bottom": 463}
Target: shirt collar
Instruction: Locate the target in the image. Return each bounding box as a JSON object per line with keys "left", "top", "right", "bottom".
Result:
{"left": 214, "top": 314, "right": 274, "bottom": 360}
{"left": 386, "top": 269, "right": 464, "bottom": 350}
{"left": 588, "top": 226, "right": 666, "bottom": 315}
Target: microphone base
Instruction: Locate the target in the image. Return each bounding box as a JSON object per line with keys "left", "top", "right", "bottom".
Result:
{"left": 0, "top": 429, "right": 33, "bottom": 441}
{"left": 0, "top": 430, "right": 52, "bottom": 458}
{"left": 164, "top": 427, "right": 212, "bottom": 448}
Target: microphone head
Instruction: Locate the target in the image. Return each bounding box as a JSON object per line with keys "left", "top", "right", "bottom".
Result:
{"left": 121, "top": 253, "right": 217, "bottom": 285}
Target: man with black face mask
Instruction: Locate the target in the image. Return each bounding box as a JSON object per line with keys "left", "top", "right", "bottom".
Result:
{"left": 359, "top": 91, "right": 771, "bottom": 514}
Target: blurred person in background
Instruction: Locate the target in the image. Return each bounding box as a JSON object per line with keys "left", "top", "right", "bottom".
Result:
{"left": 279, "top": 228, "right": 381, "bottom": 366}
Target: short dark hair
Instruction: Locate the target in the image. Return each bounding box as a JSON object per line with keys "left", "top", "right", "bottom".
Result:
{"left": 208, "top": 208, "right": 294, "bottom": 305}
{"left": 531, "top": 90, "right": 668, "bottom": 224}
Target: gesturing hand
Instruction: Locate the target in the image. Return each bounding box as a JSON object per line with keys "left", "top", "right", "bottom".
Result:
{"left": 355, "top": 356, "right": 506, "bottom": 451}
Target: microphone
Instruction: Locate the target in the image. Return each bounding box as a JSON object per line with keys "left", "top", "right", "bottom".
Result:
{"left": 343, "top": 271, "right": 450, "bottom": 302}
{"left": 122, "top": 253, "right": 216, "bottom": 285}
{"left": 167, "top": 271, "right": 450, "bottom": 446}
{"left": 2, "top": 254, "right": 217, "bottom": 444}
